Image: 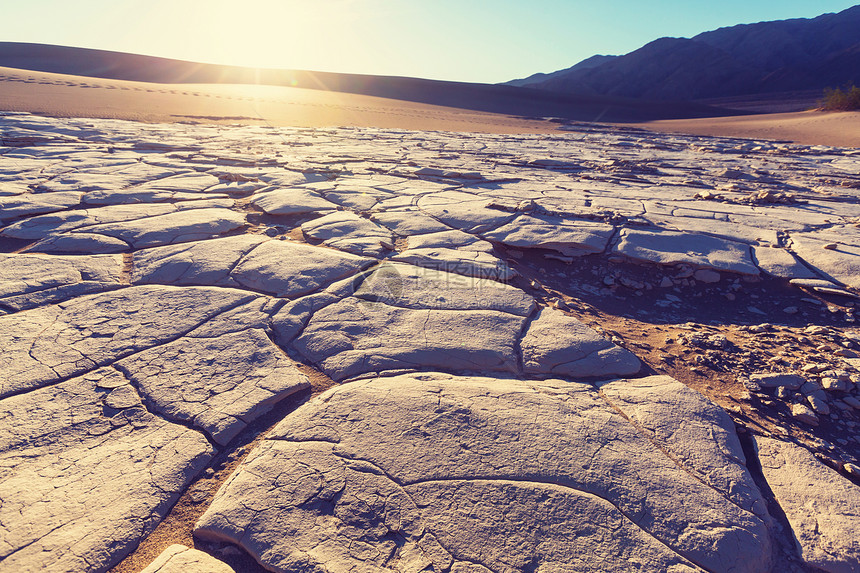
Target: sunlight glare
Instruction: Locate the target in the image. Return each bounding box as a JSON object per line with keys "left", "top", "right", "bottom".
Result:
{"left": 158, "top": 0, "right": 361, "bottom": 72}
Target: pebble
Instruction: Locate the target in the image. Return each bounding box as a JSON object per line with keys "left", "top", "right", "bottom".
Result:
{"left": 845, "top": 463, "right": 860, "bottom": 477}
{"left": 783, "top": 306, "right": 799, "bottom": 314}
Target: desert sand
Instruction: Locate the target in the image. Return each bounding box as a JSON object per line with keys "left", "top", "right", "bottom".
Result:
{"left": 633, "top": 110, "right": 860, "bottom": 148}
{"left": 2, "top": 66, "right": 857, "bottom": 149}
{"left": 0, "top": 66, "right": 558, "bottom": 134}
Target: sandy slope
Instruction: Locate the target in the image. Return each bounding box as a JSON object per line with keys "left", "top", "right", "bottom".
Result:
{"left": 631, "top": 110, "right": 860, "bottom": 148}
{"left": 1, "top": 66, "right": 857, "bottom": 147}
{"left": 0, "top": 67, "right": 557, "bottom": 134}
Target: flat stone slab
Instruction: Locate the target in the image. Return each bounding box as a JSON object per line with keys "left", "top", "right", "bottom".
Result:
{"left": 195, "top": 373, "right": 772, "bottom": 573}
{"left": 286, "top": 263, "right": 631, "bottom": 381}
{"left": 0, "top": 253, "right": 122, "bottom": 310}
{"left": 755, "top": 437, "right": 860, "bottom": 573}
{"left": 392, "top": 247, "right": 516, "bottom": 280}
{"left": 752, "top": 245, "right": 817, "bottom": 279}
{"left": 790, "top": 235, "right": 860, "bottom": 289}
{"left": 293, "top": 296, "right": 526, "bottom": 380}
{"left": 140, "top": 545, "right": 235, "bottom": 573}
{"left": 0, "top": 368, "right": 213, "bottom": 573}
{"left": 0, "top": 285, "right": 258, "bottom": 399}
{"left": 301, "top": 211, "right": 393, "bottom": 257}
{"left": 599, "top": 376, "right": 769, "bottom": 518}
{"left": 47, "top": 207, "right": 246, "bottom": 250}
{"left": 615, "top": 229, "right": 760, "bottom": 275}
{"left": 417, "top": 191, "right": 517, "bottom": 233}
{"left": 522, "top": 308, "right": 641, "bottom": 378}
{"left": 1, "top": 200, "right": 233, "bottom": 240}
{"left": 118, "top": 328, "right": 310, "bottom": 445}
{"left": 250, "top": 187, "right": 337, "bottom": 215}
{"left": 134, "top": 236, "right": 374, "bottom": 298}
{"left": 481, "top": 214, "right": 614, "bottom": 255}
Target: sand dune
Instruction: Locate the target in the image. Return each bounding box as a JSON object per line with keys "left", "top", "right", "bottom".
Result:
{"left": 1, "top": 63, "right": 856, "bottom": 147}
{"left": 0, "top": 42, "right": 736, "bottom": 124}
{"left": 0, "top": 66, "right": 561, "bottom": 133}
{"left": 631, "top": 110, "right": 860, "bottom": 148}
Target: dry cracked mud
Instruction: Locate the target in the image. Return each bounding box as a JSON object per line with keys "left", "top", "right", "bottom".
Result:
{"left": 0, "top": 111, "right": 858, "bottom": 573}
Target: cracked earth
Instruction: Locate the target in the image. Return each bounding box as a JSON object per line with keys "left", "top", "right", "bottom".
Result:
{"left": 0, "top": 111, "right": 858, "bottom": 573}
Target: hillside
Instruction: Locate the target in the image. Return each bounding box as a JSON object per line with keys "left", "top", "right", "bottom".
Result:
{"left": 510, "top": 5, "right": 860, "bottom": 102}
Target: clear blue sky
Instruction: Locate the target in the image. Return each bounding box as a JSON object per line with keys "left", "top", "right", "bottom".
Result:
{"left": 2, "top": 0, "right": 857, "bottom": 83}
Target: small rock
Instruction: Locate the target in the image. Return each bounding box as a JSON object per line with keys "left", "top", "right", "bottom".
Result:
{"left": 693, "top": 269, "right": 721, "bottom": 283}
{"left": 823, "top": 243, "right": 839, "bottom": 250}
{"left": 783, "top": 306, "right": 799, "bottom": 314}
{"left": 821, "top": 377, "right": 849, "bottom": 391}
{"left": 791, "top": 403, "right": 819, "bottom": 426}
{"left": 843, "top": 396, "right": 860, "bottom": 409}
{"left": 800, "top": 381, "right": 823, "bottom": 395}
{"left": 805, "top": 325, "right": 829, "bottom": 335}
{"left": 801, "top": 363, "right": 827, "bottom": 374}
{"left": 750, "top": 372, "right": 804, "bottom": 390}
{"left": 659, "top": 276, "right": 673, "bottom": 288}
{"left": 845, "top": 463, "right": 860, "bottom": 477}
{"left": 776, "top": 387, "right": 791, "bottom": 400}
{"left": 749, "top": 323, "right": 772, "bottom": 334}
{"left": 807, "top": 393, "right": 831, "bottom": 415}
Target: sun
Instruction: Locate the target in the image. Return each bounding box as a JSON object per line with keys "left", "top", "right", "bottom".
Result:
{"left": 160, "top": 0, "right": 360, "bottom": 72}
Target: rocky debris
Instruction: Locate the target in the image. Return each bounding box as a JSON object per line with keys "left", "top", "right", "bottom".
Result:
{"left": 140, "top": 545, "right": 235, "bottom": 573}
{"left": 755, "top": 437, "right": 860, "bottom": 573}
{"left": 196, "top": 373, "right": 772, "bottom": 573}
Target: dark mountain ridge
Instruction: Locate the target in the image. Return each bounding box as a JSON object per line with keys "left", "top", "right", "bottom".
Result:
{"left": 510, "top": 5, "right": 860, "bottom": 102}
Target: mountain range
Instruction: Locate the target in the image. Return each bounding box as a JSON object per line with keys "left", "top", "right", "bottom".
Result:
{"left": 507, "top": 5, "right": 860, "bottom": 101}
